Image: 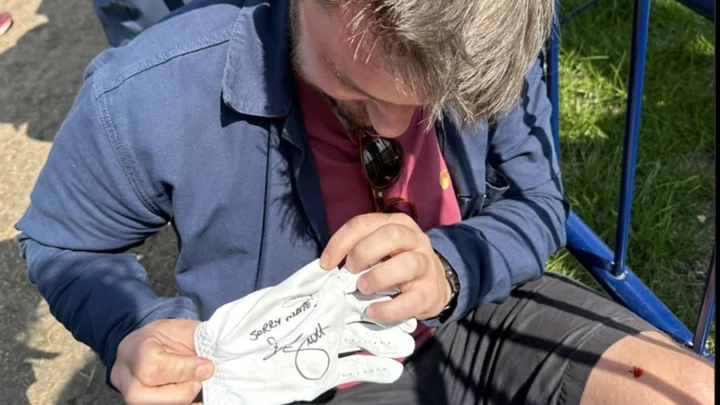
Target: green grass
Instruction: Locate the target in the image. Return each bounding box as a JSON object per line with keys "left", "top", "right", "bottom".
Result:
{"left": 547, "top": 0, "right": 715, "bottom": 353}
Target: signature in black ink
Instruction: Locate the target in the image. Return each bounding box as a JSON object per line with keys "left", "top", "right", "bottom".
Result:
{"left": 281, "top": 295, "right": 313, "bottom": 308}
{"left": 249, "top": 296, "right": 318, "bottom": 341}
{"left": 249, "top": 317, "right": 282, "bottom": 341}
{"left": 263, "top": 323, "right": 330, "bottom": 380}
{"left": 284, "top": 299, "right": 313, "bottom": 323}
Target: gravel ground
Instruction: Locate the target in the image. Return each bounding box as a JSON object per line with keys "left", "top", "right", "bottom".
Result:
{"left": 1, "top": 1, "right": 179, "bottom": 403}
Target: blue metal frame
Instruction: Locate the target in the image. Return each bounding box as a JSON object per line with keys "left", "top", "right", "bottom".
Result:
{"left": 675, "top": 0, "right": 715, "bottom": 21}
{"left": 611, "top": 0, "right": 651, "bottom": 278}
{"left": 560, "top": 0, "right": 600, "bottom": 24}
{"left": 693, "top": 248, "right": 716, "bottom": 355}
{"left": 566, "top": 212, "right": 696, "bottom": 346}
{"left": 546, "top": 0, "right": 714, "bottom": 360}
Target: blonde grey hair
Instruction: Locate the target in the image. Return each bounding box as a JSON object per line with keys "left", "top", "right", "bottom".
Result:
{"left": 325, "top": 0, "right": 555, "bottom": 127}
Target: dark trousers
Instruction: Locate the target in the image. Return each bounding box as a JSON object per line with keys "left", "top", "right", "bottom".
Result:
{"left": 306, "top": 273, "right": 654, "bottom": 405}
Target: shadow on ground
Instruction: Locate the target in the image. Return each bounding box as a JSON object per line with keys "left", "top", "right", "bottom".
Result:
{"left": 0, "top": 0, "right": 107, "bottom": 142}
{"left": 0, "top": 0, "right": 117, "bottom": 403}
{"left": 0, "top": 237, "right": 55, "bottom": 405}
{"left": 0, "top": 226, "right": 180, "bottom": 405}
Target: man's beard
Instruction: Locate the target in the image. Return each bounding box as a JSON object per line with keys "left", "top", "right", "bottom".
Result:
{"left": 289, "top": 0, "right": 373, "bottom": 132}
{"left": 322, "top": 96, "right": 373, "bottom": 132}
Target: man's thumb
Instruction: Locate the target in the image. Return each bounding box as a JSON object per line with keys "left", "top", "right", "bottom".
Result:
{"left": 155, "top": 353, "right": 215, "bottom": 385}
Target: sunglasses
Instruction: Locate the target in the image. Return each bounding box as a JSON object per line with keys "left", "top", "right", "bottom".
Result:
{"left": 358, "top": 130, "right": 418, "bottom": 221}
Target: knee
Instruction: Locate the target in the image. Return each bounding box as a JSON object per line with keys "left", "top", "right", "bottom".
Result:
{"left": 583, "top": 332, "right": 715, "bottom": 405}
{"left": 636, "top": 332, "right": 715, "bottom": 404}
{"left": 677, "top": 367, "right": 715, "bottom": 405}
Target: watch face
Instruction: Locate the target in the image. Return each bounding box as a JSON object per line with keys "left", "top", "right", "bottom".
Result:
{"left": 436, "top": 252, "right": 459, "bottom": 295}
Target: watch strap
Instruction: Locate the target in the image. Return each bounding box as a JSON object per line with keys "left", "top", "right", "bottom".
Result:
{"left": 435, "top": 251, "right": 459, "bottom": 323}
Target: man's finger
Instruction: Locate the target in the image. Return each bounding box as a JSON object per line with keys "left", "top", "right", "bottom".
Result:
{"left": 346, "top": 223, "right": 425, "bottom": 273}
{"left": 367, "top": 288, "right": 426, "bottom": 323}
{"left": 125, "top": 379, "right": 202, "bottom": 405}
{"left": 357, "top": 252, "right": 426, "bottom": 295}
{"left": 321, "top": 213, "right": 418, "bottom": 270}
{"left": 134, "top": 350, "right": 214, "bottom": 387}
{"left": 321, "top": 213, "right": 389, "bottom": 270}
{"left": 110, "top": 362, "right": 136, "bottom": 397}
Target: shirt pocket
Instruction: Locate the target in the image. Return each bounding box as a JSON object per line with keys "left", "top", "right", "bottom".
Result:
{"left": 456, "top": 195, "right": 478, "bottom": 219}
{"left": 455, "top": 162, "right": 510, "bottom": 219}
{"left": 482, "top": 161, "right": 510, "bottom": 210}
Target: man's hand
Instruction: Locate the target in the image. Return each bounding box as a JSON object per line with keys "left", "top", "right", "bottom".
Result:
{"left": 320, "top": 213, "right": 452, "bottom": 323}
{"left": 110, "top": 319, "right": 215, "bottom": 405}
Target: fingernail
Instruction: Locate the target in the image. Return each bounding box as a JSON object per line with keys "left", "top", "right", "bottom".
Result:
{"left": 320, "top": 252, "right": 330, "bottom": 269}
{"left": 365, "top": 306, "right": 375, "bottom": 319}
{"left": 195, "top": 361, "right": 213, "bottom": 380}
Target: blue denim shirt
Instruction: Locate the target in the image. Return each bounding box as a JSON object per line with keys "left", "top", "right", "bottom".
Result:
{"left": 15, "top": 0, "right": 567, "bottom": 381}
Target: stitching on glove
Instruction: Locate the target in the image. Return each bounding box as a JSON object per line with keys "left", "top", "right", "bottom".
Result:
{"left": 203, "top": 370, "right": 230, "bottom": 405}
{"left": 195, "top": 324, "right": 215, "bottom": 359}
{"left": 196, "top": 324, "right": 232, "bottom": 405}
{"left": 344, "top": 338, "right": 390, "bottom": 345}
{"left": 339, "top": 367, "right": 391, "bottom": 377}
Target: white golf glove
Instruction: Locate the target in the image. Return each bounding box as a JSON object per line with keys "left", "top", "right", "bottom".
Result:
{"left": 194, "top": 259, "right": 417, "bottom": 405}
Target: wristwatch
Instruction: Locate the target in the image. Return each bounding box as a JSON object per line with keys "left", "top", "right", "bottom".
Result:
{"left": 435, "top": 251, "right": 460, "bottom": 323}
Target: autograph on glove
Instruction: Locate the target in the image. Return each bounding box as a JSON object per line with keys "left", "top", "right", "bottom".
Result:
{"left": 194, "top": 259, "right": 417, "bottom": 405}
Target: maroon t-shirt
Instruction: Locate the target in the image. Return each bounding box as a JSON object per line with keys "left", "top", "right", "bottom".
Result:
{"left": 296, "top": 75, "right": 462, "bottom": 388}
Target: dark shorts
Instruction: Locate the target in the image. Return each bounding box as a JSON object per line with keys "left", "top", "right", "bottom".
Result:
{"left": 311, "top": 272, "right": 656, "bottom": 405}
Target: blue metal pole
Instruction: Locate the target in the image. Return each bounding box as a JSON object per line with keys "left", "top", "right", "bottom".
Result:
{"left": 566, "top": 212, "right": 701, "bottom": 350}
{"left": 560, "top": 0, "right": 600, "bottom": 24}
{"left": 693, "top": 248, "right": 715, "bottom": 358}
{"left": 612, "top": 0, "right": 652, "bottom": 277}
{"left": 674, "top": 0, "right": 715, "bottom": 21}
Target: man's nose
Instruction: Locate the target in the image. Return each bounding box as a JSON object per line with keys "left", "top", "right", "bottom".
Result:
{"left": 366, "top": 102, "right": 415, "bottom": 138}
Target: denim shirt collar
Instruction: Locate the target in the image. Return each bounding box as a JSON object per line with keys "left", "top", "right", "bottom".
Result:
{"left": 221, "top": 0, "right": 294, "bottom": 118}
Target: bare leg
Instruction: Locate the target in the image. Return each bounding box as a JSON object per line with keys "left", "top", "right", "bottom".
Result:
{"left": 581, "top": 331, "right": 715, "bottom": 405}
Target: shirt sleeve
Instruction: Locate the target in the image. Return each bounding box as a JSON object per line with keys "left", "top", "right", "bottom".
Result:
{"left": 14, "top": 72, "right": 200, "bottom": 387}
{"left": 426, "top": 57, "right": 570, "bottom": 325}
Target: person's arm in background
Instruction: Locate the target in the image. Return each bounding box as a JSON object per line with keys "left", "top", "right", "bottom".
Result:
{"left": 14, "top": 66, "right": 207, "bottom": 400}
{"left": 427, "top": 57, "right": 570, "bottom": 323}
{"left": 92, "top": 0, "right": 190, "bottom": 47}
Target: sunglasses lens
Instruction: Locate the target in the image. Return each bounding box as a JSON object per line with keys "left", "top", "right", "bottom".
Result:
{"left": 361, "top": 136, "right": 403, "bottom": 189}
